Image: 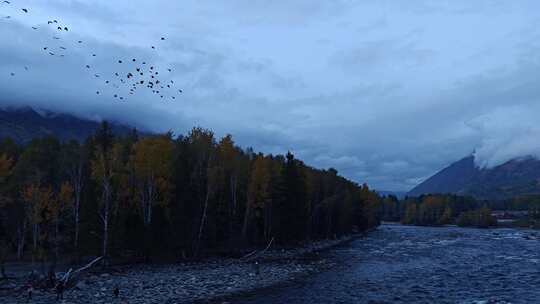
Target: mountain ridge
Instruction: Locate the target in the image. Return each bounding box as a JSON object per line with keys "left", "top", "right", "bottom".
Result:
{"left": 0, "top": 106, "right": 137, "bottom": 143}
{"left": 408, "top": 155, "right": 540, "bottom": 200}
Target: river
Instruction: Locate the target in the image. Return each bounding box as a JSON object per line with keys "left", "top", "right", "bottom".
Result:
{"left": 231, "top": 224, "right": 540, "bottom": 304}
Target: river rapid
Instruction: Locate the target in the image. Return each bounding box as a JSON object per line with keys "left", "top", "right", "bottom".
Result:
{"left": 232, "top": 224, "right": 540, "bottom": 304}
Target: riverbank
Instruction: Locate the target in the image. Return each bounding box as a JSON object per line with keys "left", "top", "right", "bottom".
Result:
{"left": 0, "top": 234, "right": 361, "bottom": 304}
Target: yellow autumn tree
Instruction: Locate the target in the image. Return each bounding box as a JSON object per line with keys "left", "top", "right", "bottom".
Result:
{"left": 243, "top": 155, "right": 271, "bottom": 239}
{"left": 0, "top": 153, "right": 13, "bottom": 184}
{"left": 131, "top": 135, "right": 174, "bottom": 227}
{"left": 22, "top": 184, "right": 55, "bottom": 263}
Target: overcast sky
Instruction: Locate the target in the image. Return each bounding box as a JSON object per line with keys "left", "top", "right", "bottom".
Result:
{"left": 1, "top": 0, "right": 540, "bottom": 191}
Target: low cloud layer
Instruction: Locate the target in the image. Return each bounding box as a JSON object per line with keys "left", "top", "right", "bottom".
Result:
{"left": 1, "top": 0, "right": 540, "bottom": 191}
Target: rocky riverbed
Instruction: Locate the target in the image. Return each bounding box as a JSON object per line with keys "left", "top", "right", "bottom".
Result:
{"left": 0, "top": 235, "right": 356, "bottom": 304}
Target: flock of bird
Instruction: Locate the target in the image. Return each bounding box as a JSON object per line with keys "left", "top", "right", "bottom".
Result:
{"left": 3, "top": 1, "right": 183, "bottom": 102}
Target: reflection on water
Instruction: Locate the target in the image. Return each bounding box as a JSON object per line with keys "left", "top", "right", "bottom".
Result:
{"left": 235, "top": 224, "right": 540, "bottom": 304}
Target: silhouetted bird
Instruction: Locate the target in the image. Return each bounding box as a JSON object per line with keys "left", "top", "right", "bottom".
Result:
{"left": 115, "top": 73, "right": 119, "bottom": 76}
{"left": 48, "top": 21, "right": 53, "bottom": 24}
{"left": 151, "top": 46, "right": 155, "bottom": 49}
{"left": 53, "top": 36, "right": 60, "bottom": 40}
{"left": 132, "top": 59, "right": 136, "bottom": 62}
{"left": 118, "top": 60, "right": 123, "bottom": 63}
{"left": 179, "top": 89, "right": 183, "bottom": 93}
{"left": 22, "top": 8, "right": 28, "bottom": 13}
{"left": 161, "top": 37, "right": 165, "bottom": 40}
{"left": 57, "top": 26, "right": 62, "bottom": 30}
{"left": 168, "top": 68, "right": 171, "bottom": 72}
{"left": 43, "top": 47, "right": 48, "bottom": 50}
{"left": 94, "top": 74, "right": 100, "bottom": 78}
{"left": 32, "top": 26, "right": 37, "bottom": 30}
{"left": 92, "top": 54, "right": 96, "bottom": 57}
{"left": 24, "top": 66, "right": 28, "bottom": 71}
{"left": 4, "top": 16, "right": 11, "bottom": 19}
{"left": 96, "top": 91, "right": 100, "bottom": 94}
{"left": 10, "top": 72, "right": 14, "bottom": 76}
{"left": 114, "top": 94, "right": 118, "bottom": 98}
{"left": 3, "top": 1, "right": 11, "bottom": 4}
{"left": 78, "top": 40, "right": 82, "bottom": 43}
{"left": 86, "top": 65, "right": 90, "bottom": 68}
{"left": 49, "top": 52, "right": 55, "bottom": 55}
{"left": 60, "top": 46, "right": 66, "bottom": 50}
{"left": 64, "top": 27, "right": 68, "bottom": 31}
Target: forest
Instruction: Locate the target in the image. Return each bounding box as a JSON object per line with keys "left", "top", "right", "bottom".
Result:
{"left": 380, "top": 194, "right": 497, "bottom": 228}
{"left": 0, "top": 122, "right": 381, "bottom": 270}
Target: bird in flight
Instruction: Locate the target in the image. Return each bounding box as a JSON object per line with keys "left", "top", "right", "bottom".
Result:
{"left": 21, "top": 8, "right": 28, "bottom": 13}
{"left": 32, "top": 26, "right": 38, "bottom": 30}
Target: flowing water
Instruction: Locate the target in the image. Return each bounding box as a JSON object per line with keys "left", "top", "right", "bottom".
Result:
{"left": 234, "top": 224, "right": 540, "bottom": 304}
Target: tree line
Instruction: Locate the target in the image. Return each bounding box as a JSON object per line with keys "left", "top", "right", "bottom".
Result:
{"left": 380, "top": 194, "right": 496, "bottom": 228}
{"left": 0, "top": 122, "right": 381, "bottom": 269}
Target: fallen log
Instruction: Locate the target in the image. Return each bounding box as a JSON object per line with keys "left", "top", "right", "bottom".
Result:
{"left": 243, "top": 237, "right": 274, "bottom": 262}
{"left": 62, "top": 256, "right": 102, "bottom": 289}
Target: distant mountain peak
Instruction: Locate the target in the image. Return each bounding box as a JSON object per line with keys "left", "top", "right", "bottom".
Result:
{"left": 408, "top": 154, "right": 540, "bottom": 199}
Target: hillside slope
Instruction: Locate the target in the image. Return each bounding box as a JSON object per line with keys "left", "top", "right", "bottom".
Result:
{"left": 408, "top": 155, "right": 540, "bottom": 200}
{"left": 0, "top": 106, "right": 135, "bottom": 143}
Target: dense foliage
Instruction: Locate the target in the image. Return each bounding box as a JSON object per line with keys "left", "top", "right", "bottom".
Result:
{"left": 0, "top": 122, "right": 381, "bottom": 266}
{"left": 380, "top": 194, "right": 496, "bottom": 228}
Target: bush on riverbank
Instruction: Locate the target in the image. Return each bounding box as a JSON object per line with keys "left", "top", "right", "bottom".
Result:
{"left": 385, "top": 194, "right": 496, "bottom": 227}
{"left": 456, "top": 207, "right": 497, "bottom": 228}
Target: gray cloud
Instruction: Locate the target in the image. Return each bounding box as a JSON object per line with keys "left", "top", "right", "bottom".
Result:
{"left": 2, "top": 0, "right": 540, "bottom": 191}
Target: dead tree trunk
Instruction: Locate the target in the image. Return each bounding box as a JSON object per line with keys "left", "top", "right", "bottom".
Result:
{"left": 99, "top": 181, "right": 111, "bottom": 267}
{"left": 16, "top": 221, "right": 26, "bottom": 260}
{"left": 195, "top": 187, "right": 210, "bottom": 257}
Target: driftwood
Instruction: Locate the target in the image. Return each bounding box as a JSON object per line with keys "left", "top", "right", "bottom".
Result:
{"left": 61, "top": 256, "right": 102, "bottom": 288}
{"left": 242, "top": 237, "right": 274, "bottom": 262}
